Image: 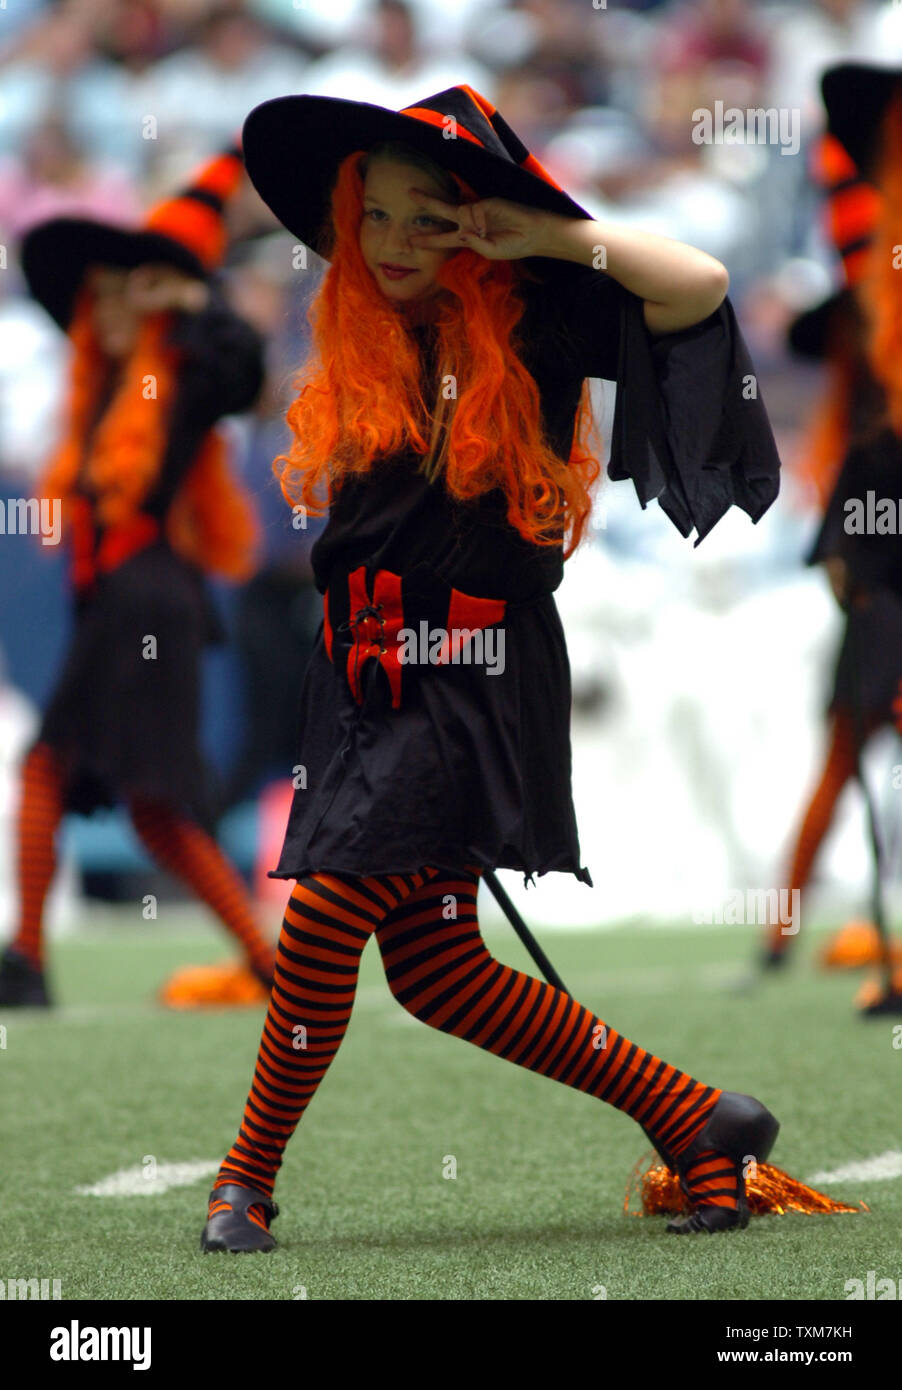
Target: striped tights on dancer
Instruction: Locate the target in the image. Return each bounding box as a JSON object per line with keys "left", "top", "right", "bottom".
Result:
{"left": 5, "top": 740, "right": 273, "bottom": 988}
{"left": 208, "top": 866, "right": 747, "bottom": 1241}
{"left": 764, "top": 708, "right": 881, "bottom": 960}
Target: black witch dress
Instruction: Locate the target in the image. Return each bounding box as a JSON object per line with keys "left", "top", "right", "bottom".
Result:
{"left": 807, "top": 423, "right": 902, "bottom": 722}
{"left": 271, "top": 263, "right": 781, "bottom": 888}
{"left": 37, "top": 295, "right": 264, "bottom": 818}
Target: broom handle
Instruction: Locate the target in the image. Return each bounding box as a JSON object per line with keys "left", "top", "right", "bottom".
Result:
{"left": 483, "top": 869, "right": 570, "bottom": 994}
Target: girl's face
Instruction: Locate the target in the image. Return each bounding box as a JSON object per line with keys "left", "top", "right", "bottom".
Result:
{"left": 359, "top": 157, "right": 458, "bottom": 309}
{"left": 85, "top": 266, "right": 139, "bottom": 358}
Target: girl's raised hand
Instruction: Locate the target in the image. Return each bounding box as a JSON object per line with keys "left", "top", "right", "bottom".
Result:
{"left": 126, "top": 264, "right": 210, "bottom": 315}
{"left": 406, "top": 187, "right": 551, "bottom": 260}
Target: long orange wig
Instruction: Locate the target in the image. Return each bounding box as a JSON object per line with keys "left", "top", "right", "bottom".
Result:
{"left": 274, "top": 146, "right": 602, "bottom": 557}
{"left": 39, "top": 291, "right": 258, "bottom": 580}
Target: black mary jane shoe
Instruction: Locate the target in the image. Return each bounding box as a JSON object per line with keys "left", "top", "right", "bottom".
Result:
{"left": 643, "top": 1091, "right": 780, "bottom": 1236}
{"left": 0, "top": 946, "right": 52, "bottom": 1007}
{"left": 667, "top": 1202, "right": 750, "bottom": 1234}
{"left": 200, "top": 1183, "right": 279, "bottom": 1253}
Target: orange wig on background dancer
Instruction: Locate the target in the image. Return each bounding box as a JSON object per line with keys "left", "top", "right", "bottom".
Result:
{"left": 40, "top": 293, "right": 257, "bottom": 580}
{"left": 0, "top": 145, "right": 274, "bottom": 1010}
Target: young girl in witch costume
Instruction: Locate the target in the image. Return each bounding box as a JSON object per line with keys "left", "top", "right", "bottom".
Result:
{"left": 201, "top": 85, "right": 784, "bottom": 1252}
{"left": 761, "top": 70, "right": 902, "bottom": 970}
{"left": 0, "top": 149, "right": 276, "bottom": 1008}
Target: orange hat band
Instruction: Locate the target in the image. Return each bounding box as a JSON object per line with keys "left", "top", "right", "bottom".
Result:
{"left": 141, "top": 146, "right": 243, "bottom": 273}
{"left": 813, "top": 133, "right": 881, "bottom": 288}
{"left": 399, "top": 83, "right": 567, "bottom": 200}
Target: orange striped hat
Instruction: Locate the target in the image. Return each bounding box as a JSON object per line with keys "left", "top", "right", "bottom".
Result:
{"left": 814, "top": 134, "right": 880, "bottom": 290}
{"left": 241, "top": 84, "right": 593, "bottom": 262}
{"left": 143, "top": 144, "right": 244, "bottom": 271}
{"left": 788, "top": 133, "right": 880, "bottom": 359}
{"left": 22, "top": 144, "right": 245, "bottom": 329}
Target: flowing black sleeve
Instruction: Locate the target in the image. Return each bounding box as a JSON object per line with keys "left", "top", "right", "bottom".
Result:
{"left": 143, "top": 289, "right": 265, "bottom": 521}
{"left": 545, "top": 263, "right": 782, "bottom": 544}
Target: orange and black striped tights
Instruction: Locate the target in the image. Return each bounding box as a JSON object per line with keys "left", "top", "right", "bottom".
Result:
{"left": 13, "top": 740, "right": 273, "bottom": 981}
{"left": 212, "top": 866, "right": 740, "bottom": 1222}
{"left": 765, "top": 706, "right": 881, "bottom": 957}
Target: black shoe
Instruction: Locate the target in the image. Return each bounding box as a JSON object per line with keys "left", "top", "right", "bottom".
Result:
{"left": 644, "top": 1091, "right": 780, "bottom": 1235}
{"left": 667, "top": 1202, "right": 751, "bottom": 1234}
{"left": 200, "top": 1183, "right": 279, "bottom": 1253}
{"left": 0, "top": 946, "right": 51, "bottom": 1007}
{"left": 858, "top": 988, "right": 902, "bottom": 1016}
{"left": 761, "top": 946, "right": 790, "bottom": 971}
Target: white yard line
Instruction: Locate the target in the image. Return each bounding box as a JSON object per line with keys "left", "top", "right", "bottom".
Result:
{"left": 73, "top": 1150, "right": 902, "bottom": 1197}
{"left": 1, "top": 1002, "right": 162, "bottom": 1026}
{"left": 2, "top": 984, "right": 397, "bottom": 1027}
{"left": 74, "top": 1160, "right": 221, "bottom": 1197}
{"left": 808, "top": 1152, "right": 902, "bottom": 1185}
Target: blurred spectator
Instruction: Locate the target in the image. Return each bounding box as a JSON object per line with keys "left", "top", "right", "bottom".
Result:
{"left": 0, "top": 262, "right": 66, "bottom": 478}
{"left": 655, "top": 0, "right": 771, "bottom": 77}
{"left": 142, "top": 3, "right": 311, "bottom": 163}
{"left": 531, "top": 48, "right": 763, "bottom": 291}
{"left": 769, "top": 0, "right": 902, "bottom": 129}
{"left": 301, "top": 0, "right": 495, "bottom": 106}
{"left": 647, "top": 0, "right": 771, "bottom": 168}
{"left": 488, "top": 68, "right": 580, "bottom": 154}
{"left": 92, "top": 0, "right": 179, "bottom": 74}
{"left": 0, "top": 1, "right": 142, "bottom": 171}
{"left": 0, "top": 110, "right": 140, "bottom": 239}
{"left": 469, "top": 0, "right": 615, "bottom": 108}
{"left": 255, "top": 0, "right": 486, "bottom": 55}
{"left": 0, "top": 0, "right": 51, "bottom": 52}
{"left": 218, "top": 234, "right": 327, "bottom": 807}
{"left": 762, "top": 1, "right": 902, "bottom": 286}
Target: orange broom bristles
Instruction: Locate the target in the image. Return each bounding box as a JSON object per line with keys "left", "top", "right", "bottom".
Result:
{"left": 624, "top": 1152, "right": 867, "bottom": 1217}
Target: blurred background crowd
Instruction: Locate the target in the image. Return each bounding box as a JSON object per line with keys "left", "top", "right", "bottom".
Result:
{"left": 3, "top": 0, "right": 902, "bottom": 934}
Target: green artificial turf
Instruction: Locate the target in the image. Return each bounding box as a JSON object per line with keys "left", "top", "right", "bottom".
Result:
{"left": 3, "top": 906, "right": 900, "bottom": 1300}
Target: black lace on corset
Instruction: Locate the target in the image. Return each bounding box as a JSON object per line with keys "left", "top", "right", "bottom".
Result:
{"left": 337, "top": 601, "right": 386, "bottom": 714}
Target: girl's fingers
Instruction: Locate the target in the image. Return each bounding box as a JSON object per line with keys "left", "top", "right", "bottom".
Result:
{"left": 408, "top": 186, "right": 460, "bottom": 218}
{"left": 408, "top": 186, "right": 490, "bottom": 236}
{"left": 128, "top": 268, "right": 153, "bottom": 294}
{"left": 454, "top": 201, "right": 487, "bottom": 238}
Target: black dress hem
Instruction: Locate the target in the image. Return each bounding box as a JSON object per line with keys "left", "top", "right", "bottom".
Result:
{"left": 268, "top": 856, "right": 594, "bottom": 891}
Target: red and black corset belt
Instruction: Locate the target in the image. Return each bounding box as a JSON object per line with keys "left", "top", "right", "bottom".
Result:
{"left": 322, "top": 564, "right": 510, "bottom": 709}
{"left": 69, "top": 495, "right": 160, "bottom": 594}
